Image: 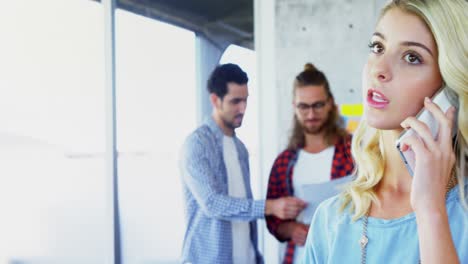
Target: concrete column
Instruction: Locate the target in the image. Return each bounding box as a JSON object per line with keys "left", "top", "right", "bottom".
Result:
{"left": 195, "top": 35, "right": 225, "bottom": 125}
{"left": 254, "top": 0, "right": 281, "bottom": 263}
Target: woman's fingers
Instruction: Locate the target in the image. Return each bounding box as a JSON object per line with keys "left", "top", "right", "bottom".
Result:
{"left": 399, "top": 133, "right": 428, "bottom": 162}
{"left": 422, "top": 97, "right": 456, "bottom": 148}
{"left": 400, "top": 115, "right": 437, "bottom": 152}
{"left": 400, "top": 97, "right": 456, "bottom": 153}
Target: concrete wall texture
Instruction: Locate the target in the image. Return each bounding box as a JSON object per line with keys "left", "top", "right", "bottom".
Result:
{"left": 273, "top": 0, "right": 387, "bottom": 145}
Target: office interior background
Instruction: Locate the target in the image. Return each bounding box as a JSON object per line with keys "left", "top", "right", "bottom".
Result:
{"left": 0, "top": 0, "right": 387, "bottom": 263}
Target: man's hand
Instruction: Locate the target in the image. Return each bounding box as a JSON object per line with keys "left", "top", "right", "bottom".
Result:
{"left": 275, "top": 221, "right": 310, "bottom": 245}
{"left": 265, "top": 197, "right": 307, "bottom": 219}
{"left": 289, "top": 222, "right": 309, "bottom": 246}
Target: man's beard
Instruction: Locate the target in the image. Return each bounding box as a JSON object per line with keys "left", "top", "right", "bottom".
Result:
{"left": 222, "top": 114, "right": 243, "bottom": 130}
{"left": 302, "top": 123, "right": 324, "bottom": 134}
{"left": 301, "top": 115, "right": 332, "bottom": 135}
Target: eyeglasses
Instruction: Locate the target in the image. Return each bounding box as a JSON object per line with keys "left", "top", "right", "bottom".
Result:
{"left": 296, "top": 99, "right": 329, "bottom": 114}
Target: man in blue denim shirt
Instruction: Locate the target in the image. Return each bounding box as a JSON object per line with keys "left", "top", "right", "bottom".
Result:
{"left": 180, "top": 64, "right": 307, "bottom": 264}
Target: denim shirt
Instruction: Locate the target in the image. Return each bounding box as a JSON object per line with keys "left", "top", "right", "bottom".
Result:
{"left": 180, "top": 117, "right": 265, "bottom": 264}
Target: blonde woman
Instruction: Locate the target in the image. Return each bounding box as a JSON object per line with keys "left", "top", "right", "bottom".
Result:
{"left": 302, "top": 0, "right": 467, "bottom": 263}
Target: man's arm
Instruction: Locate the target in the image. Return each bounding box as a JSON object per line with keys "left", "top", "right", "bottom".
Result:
{"left": 182, "top": 134, "right": 305, "bottom": 221}
{"left": 265, "top": 197, "right": 307, "bottom": 220}
{"left": 265, "top": 151, "right": 307, "bottom": 240}
{"left": 181, "top": 134, "right": 263, "bottom": 221}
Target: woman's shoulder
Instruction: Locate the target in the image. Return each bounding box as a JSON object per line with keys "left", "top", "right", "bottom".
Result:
{"left": 447, "top": 182, "right": 468, "bottom": 218}
{"left": 447, "top": 181, "right": 468, "bottom": 204}
{"left": 308, "top": 194, "right": 354, "bottom": 253}
{"left": 318, "top": 194, "right": 342, "bottom": 210}
{"left": 313, "top": 194, "right": 350, "bottom": 224}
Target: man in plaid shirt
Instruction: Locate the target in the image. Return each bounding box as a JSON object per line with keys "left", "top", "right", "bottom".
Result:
{"left": 266, "top": 63, "right": 354, "bottom": 264}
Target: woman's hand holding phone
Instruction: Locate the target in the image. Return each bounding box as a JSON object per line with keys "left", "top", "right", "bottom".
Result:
{"left": 398, "top": 97, "right": 456, "bottom": 214}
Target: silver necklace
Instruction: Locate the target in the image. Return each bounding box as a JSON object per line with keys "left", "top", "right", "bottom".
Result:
{"left": 360, "top": 207, "right": 421, "bottom": 264}
{"left": 359, "top": 211, "right": 369, "bottom": 264}
{"left": 360, "top": 176, "right": 456, "bottom": 264}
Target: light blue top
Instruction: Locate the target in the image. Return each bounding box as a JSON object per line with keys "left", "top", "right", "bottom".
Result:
{"left": 179, "top": 117, "right": 265, "bottom": 264}
{"left": 302, "top": 183, "right": 468, "bottom": 263}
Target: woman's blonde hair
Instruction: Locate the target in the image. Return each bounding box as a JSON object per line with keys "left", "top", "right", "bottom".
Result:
{"left": 341, "top": 0, "right": 468, "bottom": 220}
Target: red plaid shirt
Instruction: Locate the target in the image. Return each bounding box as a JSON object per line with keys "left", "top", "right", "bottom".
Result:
{"left": 266, "top": 135, "right": 354, "bottom": 264}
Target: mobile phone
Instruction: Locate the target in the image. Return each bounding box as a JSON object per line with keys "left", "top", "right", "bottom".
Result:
{"left": 395, "top": 88, "right": 456, "bottom": 176}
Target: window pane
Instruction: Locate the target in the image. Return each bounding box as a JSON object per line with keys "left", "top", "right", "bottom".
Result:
{"left": 115, "top": 10, "right": 196, "bottom": 263}
{"left": 0, "top": 1, "right": 108, "bottom": 263}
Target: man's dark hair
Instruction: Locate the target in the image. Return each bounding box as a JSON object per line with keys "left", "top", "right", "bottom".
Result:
{"left": 207, "top": 63, "right": 248, "bottom": 99}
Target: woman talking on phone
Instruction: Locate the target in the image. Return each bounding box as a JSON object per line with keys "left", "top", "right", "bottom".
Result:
{"left": 302, "top": 0, "right": 467, "bottom": 263}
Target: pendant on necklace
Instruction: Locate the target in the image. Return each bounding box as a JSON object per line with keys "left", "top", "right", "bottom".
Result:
{"left": 359, "top": 235, "right": 368, "bottom": 249}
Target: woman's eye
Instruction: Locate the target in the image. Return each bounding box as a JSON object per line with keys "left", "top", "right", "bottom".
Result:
{"left": 404, "top": 53, "right": 422, "bottom": 64}
{"left": 368, "top": 42, "right": 384, "bottom": 54}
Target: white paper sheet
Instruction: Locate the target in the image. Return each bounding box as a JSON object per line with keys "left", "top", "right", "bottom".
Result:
{"left": 296, "top": 175, "right": 353, "bottom": 224}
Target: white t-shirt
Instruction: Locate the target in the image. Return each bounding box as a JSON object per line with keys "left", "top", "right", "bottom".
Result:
{"left": 292, "top": 147, "right": 335, "bottom": 264}
{"left": 223, "top": 136, "right": 256, "bottom": 264}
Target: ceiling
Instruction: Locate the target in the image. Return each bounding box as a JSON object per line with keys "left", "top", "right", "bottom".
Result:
{"left": 96, "top": 0, "right": 253, "bottom": 50}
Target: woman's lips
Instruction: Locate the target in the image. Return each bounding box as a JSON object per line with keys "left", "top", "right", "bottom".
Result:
{"left": 367, "top": 89, "right": 389, "bottom": 109}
